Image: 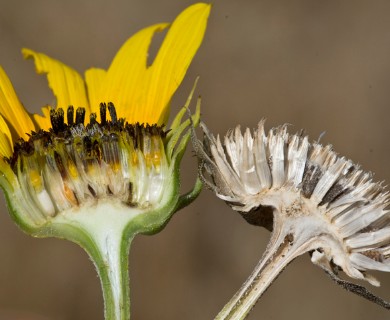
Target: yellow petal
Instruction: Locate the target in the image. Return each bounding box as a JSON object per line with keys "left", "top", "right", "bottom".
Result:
{"left": 145, "top": 3, "right": 211, "bottom": 124}
{"left": 0, "top": 114, "right": 13, "bottom": 158}
{"left": 22, "top": 48, "right": 89, "bottom": 114}
{"left": 0, "top": 132, "right": 12, "bottom": 158}
{"left": 104, "top": 3, "right": 210, "bottom": 125}
{"left": 0, "top": 66, "right": 35, "bottom": 139}
{"left": 85, "top": 68, "right": 107, "bottom": 117}
{"left": 102, "top": 23, "right": 168, "bottom": 121}
{"left": 32, "top": 106, "right": 52, "bottom": 131}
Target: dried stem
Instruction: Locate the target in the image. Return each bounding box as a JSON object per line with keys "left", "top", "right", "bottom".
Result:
{"left": 214, "top": 216, "right": 316, "bottom": 320}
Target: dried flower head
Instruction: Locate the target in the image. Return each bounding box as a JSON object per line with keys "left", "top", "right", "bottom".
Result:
{"left": 196, "top": 120, "right": 390, "bottom": 318}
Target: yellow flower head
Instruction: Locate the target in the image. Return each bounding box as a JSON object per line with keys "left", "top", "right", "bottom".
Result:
{"left": 0, "top": 4, "right": 210, "bottom": 319}
{"left": 0, "top": 3, "right": 209, "bottom": 224}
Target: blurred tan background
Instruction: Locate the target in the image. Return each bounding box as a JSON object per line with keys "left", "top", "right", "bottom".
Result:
{"left": 1, "top": 0, "right": 390, "bottom": 319}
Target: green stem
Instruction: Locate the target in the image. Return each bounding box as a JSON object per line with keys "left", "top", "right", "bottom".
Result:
{"left": 92, "top": 231, "right": 131, "bottom": 320}
{"left": 50, "top": 204, "right": 135, "bottom": 320}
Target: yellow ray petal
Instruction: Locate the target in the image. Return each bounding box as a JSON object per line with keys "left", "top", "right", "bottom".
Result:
{"left": 32, "top": 106, "right": 52, "bottom": 131}
{"left": 104, "top": 3, "right": 210, "bottom": 125}
{"left": 0, "top": 66, "right": 35, "bottom": 140}
{"left": 22, "top": 49, "right": 89, "bottom": 115}
{"left": 145, "top": 3, "right": 211, "bottom": 124}
{"left": 102, "top": 23, "right": 168, "bottom": 120}
{"left": 0, "top": 114, "right": 13, "bottom": 158}
{"left": 0, "top": 132, "right": 12, "bottom": 158}
{"left": 85, "top": 68, "right": 107, "bottom": 117}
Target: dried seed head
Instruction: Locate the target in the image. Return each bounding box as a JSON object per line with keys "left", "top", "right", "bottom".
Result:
{"left": 196, "top": 120, "right": 390, "bottom": 290}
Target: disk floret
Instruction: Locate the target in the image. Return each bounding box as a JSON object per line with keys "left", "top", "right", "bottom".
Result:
{"left": 7, "top": 103, "right": 169, "bottom": 224}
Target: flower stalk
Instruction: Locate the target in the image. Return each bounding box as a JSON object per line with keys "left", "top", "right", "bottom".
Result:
{"left": 214, "top": 227, "right": 291, "bottom": 319}
{"left": 97, "top": 232, "right": 131, "bottom": 320}
{"left": 214, "top": 214, "right": 326, "bottom": 320}
{"left": 64, "top": 215, "right": 132, "bottom": 320}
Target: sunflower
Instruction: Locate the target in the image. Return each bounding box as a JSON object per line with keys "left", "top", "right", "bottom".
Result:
{"left": 0, "top": 3, "right": 210, "bottom": 320}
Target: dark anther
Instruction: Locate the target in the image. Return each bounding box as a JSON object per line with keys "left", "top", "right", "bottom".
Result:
{"left": 108, "top": 102, "right": 117, "bottom": 123}
{"left": 57, "top": 108, "right": 65, "bottom": 130}
{"left": 118, "top": 118, "right": 125, "bottom": 127}
{"left": 151, "top": 125, "right": 159, "bottom": 135}
{"left": 75, "top": 107, "right": 86, "bottom": 125}
{"left": 93, "top": 140, "right": 102, "bottom": 161}
{"left": 100, "top": 103, "right": 107, "bottom": 125}
{"left": 50, "top": 108, "right": 65, "bottom": 134}
{"left": 83, "top": 136, "right": 92, "bottom": 156}
{"left": 67, "top": 106, "right": 74, "bottom": 126}
{"left": 8, "top": 110, "right": 168, "bottom": 172}
{"left": 50, "top": 109, "right": 56, "bottom": 130}
{"left": 54, "top": 151, "right": 67, "bottom": 179}
{"left": 90, "top": 113, "right": 97, "bottom": 126}
{"left": 19, "top": 140, "right": 34, "bottom": 156}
